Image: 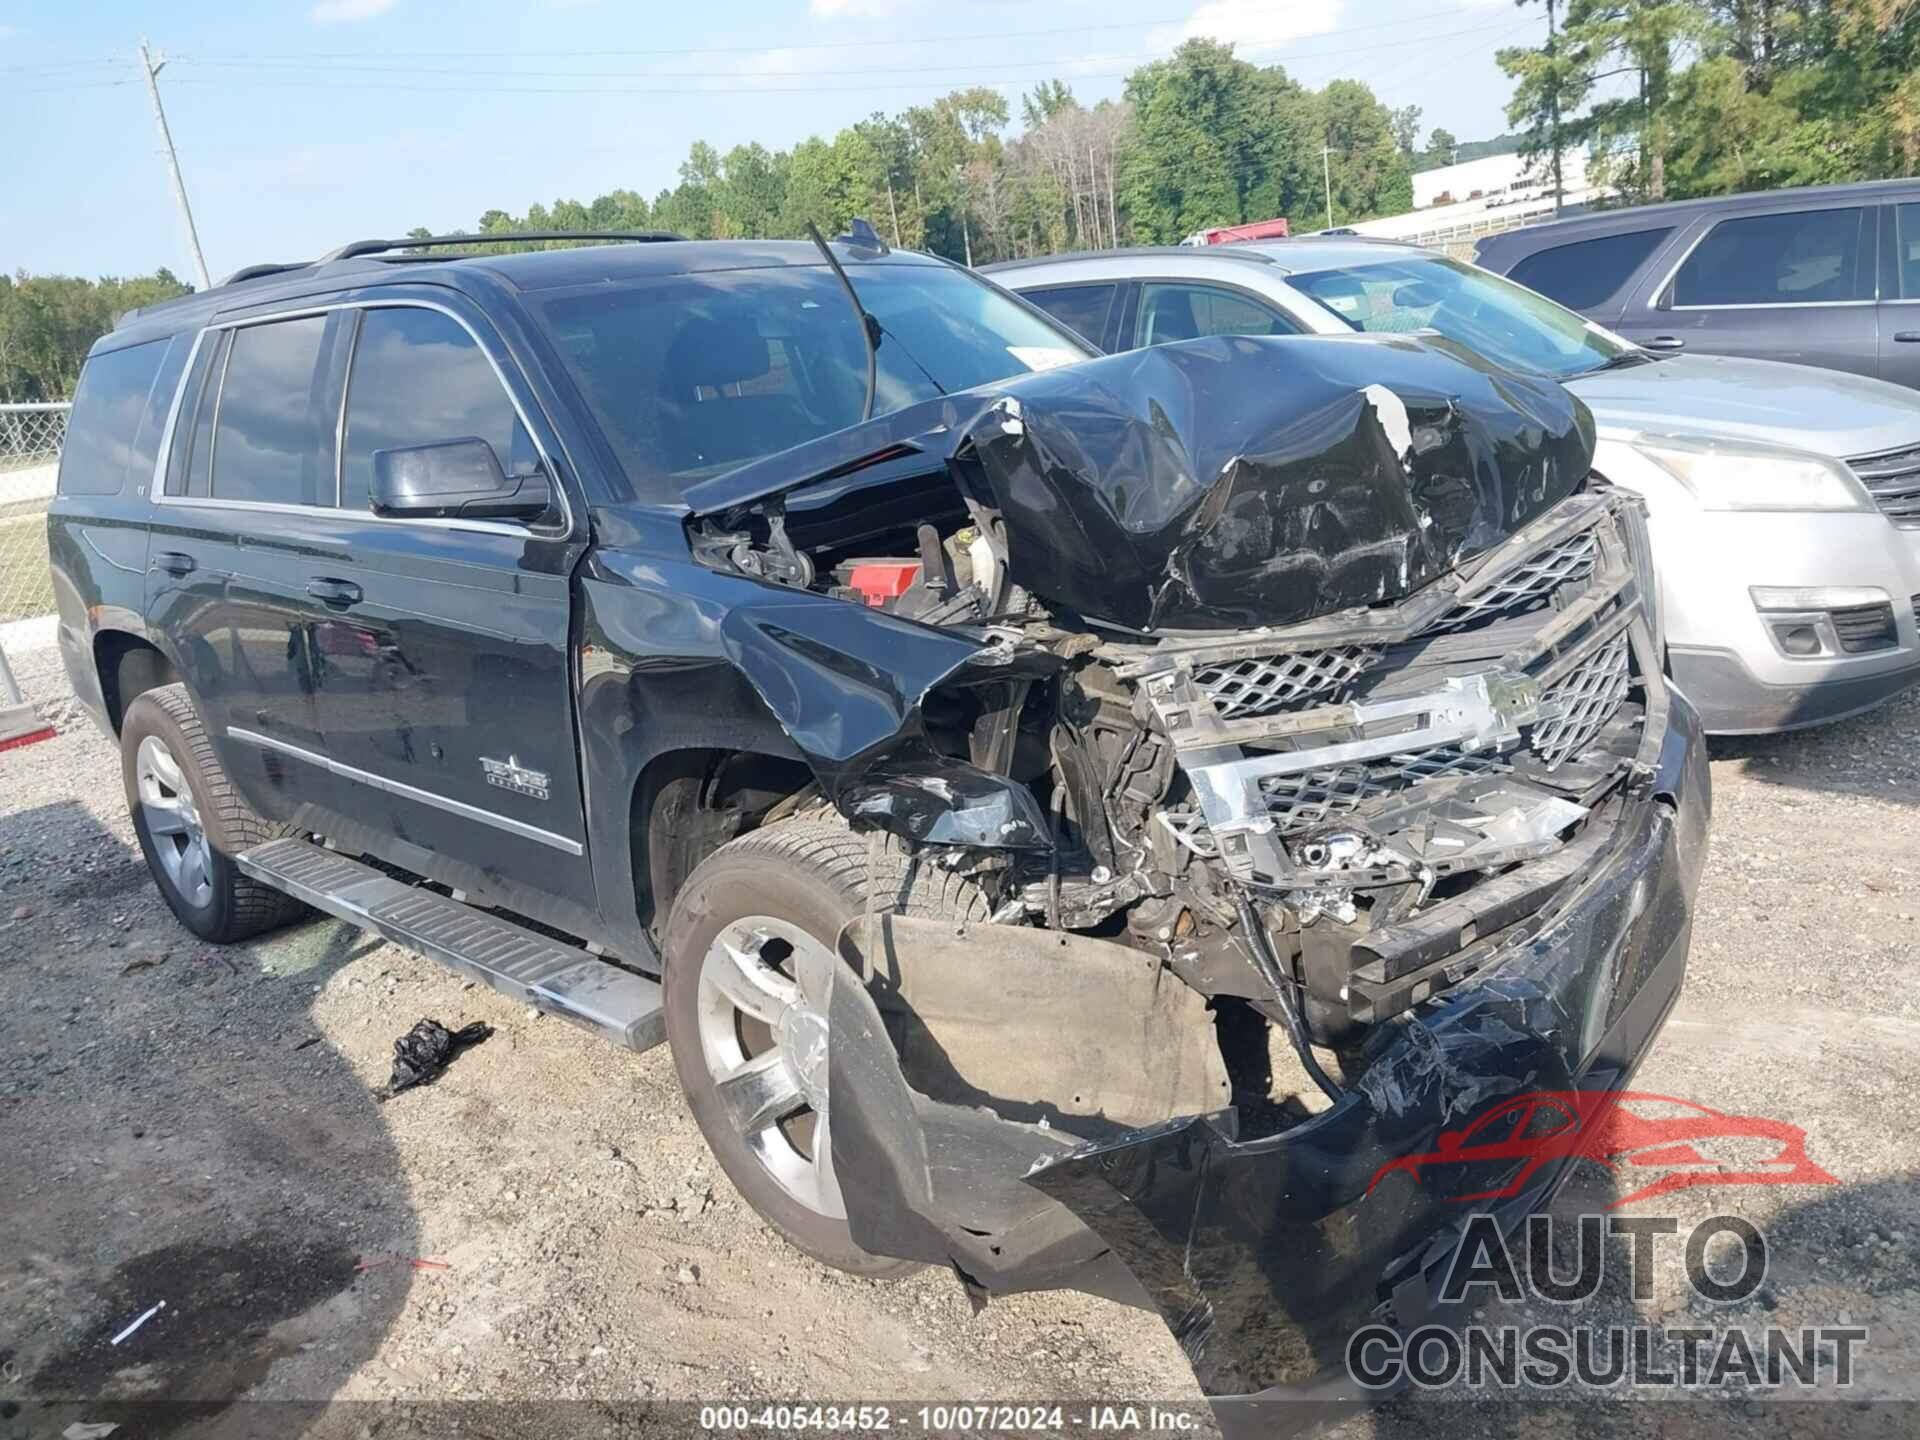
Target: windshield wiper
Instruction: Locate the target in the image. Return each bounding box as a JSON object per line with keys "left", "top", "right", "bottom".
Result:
{"left": 1588, "top": 350, "right": 1660, "bottom": 373}
{"left": 806, "top": 222, "right": 882, "bottom": 422}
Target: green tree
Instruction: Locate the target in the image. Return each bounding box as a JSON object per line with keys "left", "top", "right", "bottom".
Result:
{"left": 0, "top": 270, "right": 191, "bottom": 401}
{"left": 1498, "top": 0, "right": 1587, "bottom": 209}
{"left": 1320, "top": 79, "right": 1415, "bottom": 223}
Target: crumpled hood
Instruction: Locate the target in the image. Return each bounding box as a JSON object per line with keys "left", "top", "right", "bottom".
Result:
{"left": 959, "top": 332, "right": 1595, "bottom": 632}
{"left": 1570, "top": 352, "right": 1920, "bottom": 459}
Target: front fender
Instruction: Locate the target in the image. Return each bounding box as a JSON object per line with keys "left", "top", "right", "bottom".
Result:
{"left": 717, "top": 598, "right": 1054, "bottom": 850}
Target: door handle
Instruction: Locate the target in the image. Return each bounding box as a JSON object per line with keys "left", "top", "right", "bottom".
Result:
{"left": 1644, "top": 336, "right": 1686, "bottom": 350}
{"left": 154, "top": 551, "right": 196, "bottom": 577}
{"left": 305, "top": 577, "right": 363, "bottom": 607}
{"left": 1894, "top": 331, "right": 1920, "bottom": 343}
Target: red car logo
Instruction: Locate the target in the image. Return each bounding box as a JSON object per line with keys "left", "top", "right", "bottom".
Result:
{"left": 1368, "top": 1090, "right": 1837, "bottom": 1209}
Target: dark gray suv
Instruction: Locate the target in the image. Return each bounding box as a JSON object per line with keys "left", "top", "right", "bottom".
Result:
{"left": 1474, "top": 178, "right": 1920, "bottom": 390}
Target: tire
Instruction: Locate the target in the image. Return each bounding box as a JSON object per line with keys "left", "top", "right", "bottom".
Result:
{"left": 121, "top": 683, "right": 308, "bottom": 943}
{"left": 662, "top": 816, "right": 989, "bottom": 1278}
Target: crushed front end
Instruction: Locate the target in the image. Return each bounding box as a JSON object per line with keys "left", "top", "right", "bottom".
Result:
{"left": 683, "top": 335, "right": 1709, "bottom": 1434}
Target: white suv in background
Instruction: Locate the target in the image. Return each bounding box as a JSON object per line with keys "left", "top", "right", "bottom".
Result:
{"left": 988, "top": 240, "right": 1920, "bottom": 735}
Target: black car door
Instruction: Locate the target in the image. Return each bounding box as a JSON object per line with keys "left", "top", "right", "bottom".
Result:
{"left": 144, "top": 313, "right": 353, "bottom": 830}
{"left": 292, "top": 299, "right": 599, "bottom": 938}
{"left": 1615, "top": 201, "right": 1880, "bottom": 376}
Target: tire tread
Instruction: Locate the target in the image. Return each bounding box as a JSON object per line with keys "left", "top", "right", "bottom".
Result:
{"left": 128, "top": 684, "right": 305, "bottom": 939}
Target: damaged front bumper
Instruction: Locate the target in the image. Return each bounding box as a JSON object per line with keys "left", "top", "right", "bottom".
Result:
{"left": 828, "top": 689, "right": 1708, "bottom": 1436}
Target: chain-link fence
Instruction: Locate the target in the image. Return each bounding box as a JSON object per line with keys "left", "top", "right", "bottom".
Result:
{"left": 0, "top": 402, "right": 68, "bottom": 624}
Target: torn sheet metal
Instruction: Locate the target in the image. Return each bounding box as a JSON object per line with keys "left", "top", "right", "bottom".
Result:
{"left": 1020, "top": 698, "right": 1706, "bottom": 1429}
{"left": 715, "top": 596, "right": 1057, "bottom": 850}
{"left": 957, "top": 334, "right": 1594, "bottom": 632}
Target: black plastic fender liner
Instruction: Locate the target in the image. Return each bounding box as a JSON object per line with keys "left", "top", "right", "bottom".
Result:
{"left": 822, "top": 948, "right": 1117, "bottom": 1291}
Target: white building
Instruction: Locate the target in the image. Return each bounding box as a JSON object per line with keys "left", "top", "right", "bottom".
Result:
{"left": 1412, "top": 149, "right": 1591, "bottom": 210}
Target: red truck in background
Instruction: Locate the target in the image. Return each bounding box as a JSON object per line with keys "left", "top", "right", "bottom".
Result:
{"left": 1183, "top": 216, "right": 1290, "bottom": 245}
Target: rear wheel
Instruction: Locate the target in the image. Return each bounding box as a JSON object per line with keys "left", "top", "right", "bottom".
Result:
{"left": 662, "top": 816, "right": 988, "bottom": 1276}
{"left": 121, "top": 684, "right": 307, "bottom": 943}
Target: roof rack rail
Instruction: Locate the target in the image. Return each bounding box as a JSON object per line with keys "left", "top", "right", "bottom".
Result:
{"left": 316, "top": 230, "right": 687, "bottom": 264}
{"left": 220, "top": 260, "right": 313, "bottom": 287}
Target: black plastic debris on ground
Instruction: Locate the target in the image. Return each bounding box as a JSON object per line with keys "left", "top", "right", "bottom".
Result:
{"left": 377, "top": 1018, "right": 493, "bottom": 1101}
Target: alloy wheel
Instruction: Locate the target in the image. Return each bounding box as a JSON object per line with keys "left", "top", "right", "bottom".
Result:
{"left": 694, "top": 915, "right": 845, "bottom": 1220}
{"left": 136, "top": 733, "right": 213, "bottom": 908}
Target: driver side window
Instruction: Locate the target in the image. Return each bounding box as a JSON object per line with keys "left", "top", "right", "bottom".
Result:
{"left": 340, "top": 307, "right": 530, "bottom": 512}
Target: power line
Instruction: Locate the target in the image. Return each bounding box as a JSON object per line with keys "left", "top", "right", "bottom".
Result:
{"left": 159, "top": 20, "right": 1536, "bottom": 99}
{"left": 0, "top": 57, "right": 124, "bottom": 75}
{"left": 2, "top": 78, "right": 136, "bottom": 96}
{"left": 170, "top": 18, "right": 1526, "bottom": 83}
{"left": 177, "top": 1, "right": 1516, "bottom": 62}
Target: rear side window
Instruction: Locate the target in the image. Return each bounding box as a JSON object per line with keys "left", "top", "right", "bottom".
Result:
{"left": 339, "top": 307, "right": 525, "bottom": 512}
{"left": 210, "top": 317, "right": 333, "bottom": 506}
{"left": 57, "top": 337, "right": 187, "bottom": 496}
{"left": 1672, "top": 207, "right": 1871, "bottom": 306}
{"left": 1135, "top": 282, "right": 1297, "bottom": 345}
{"left": 1021, "top": 284, "right": 1118, "bottom": 349}
{"left": 1504, "top": 228, "right": 1674, "bottom": 311}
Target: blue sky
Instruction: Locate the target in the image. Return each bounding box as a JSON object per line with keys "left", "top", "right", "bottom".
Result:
{"left": 0, "top": 0, "right": 1544, "bottom": 281}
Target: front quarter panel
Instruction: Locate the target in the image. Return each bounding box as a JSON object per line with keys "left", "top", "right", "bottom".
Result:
{"left": 576, "top": 508, "right": 1050, "bottom": 964}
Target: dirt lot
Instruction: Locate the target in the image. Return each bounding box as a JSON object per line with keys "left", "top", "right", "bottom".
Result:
{"left": 3, "top": 622, "right": 1918, "bottom": 1438}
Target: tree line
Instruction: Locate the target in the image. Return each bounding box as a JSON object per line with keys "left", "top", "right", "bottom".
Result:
{"left": 408, "top": 42, "right": 1421, "bottom": 261}
{"left": 0, "top": 270, "right": 191, "bottom": 404}
{"left": 6, "top": 6, "right": 1915, "bottom": 402}
{"left": 1499, "top": 0, "right": 1916, "bottom": 204}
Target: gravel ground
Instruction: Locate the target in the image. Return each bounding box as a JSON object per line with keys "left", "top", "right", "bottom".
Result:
{"left": 3, "top": 625, "right": 1917, "bottom": 1439}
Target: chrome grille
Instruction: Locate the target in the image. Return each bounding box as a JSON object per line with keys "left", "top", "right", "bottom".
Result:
{"left": 1848, "top": 444, "right": 1920, "bottom": 527}
{"left": 1193, "top": 645, "right": 1378, "bottom": 719}
{"left": 1429, "top": 528, "right": 1598, "bottom": 633}
{"left": 1531, "top": 634, "right": 1631, "bottom": 769}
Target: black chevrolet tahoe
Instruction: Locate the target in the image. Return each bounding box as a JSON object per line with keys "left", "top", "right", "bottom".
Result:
{"left": 49, "top": 230, "right": 1708, "bottom": 1433}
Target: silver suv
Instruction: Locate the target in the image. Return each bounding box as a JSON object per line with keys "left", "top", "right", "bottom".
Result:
{"left": 989, "top": 240, "right": 1920, "bottom": 734}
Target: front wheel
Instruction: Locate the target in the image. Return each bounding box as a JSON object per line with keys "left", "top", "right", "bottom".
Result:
{"left": 121, "top": 684, "right": 307, "bottom": 943}
{"left": 661, "top": 817, "right": 988, "bottom": 1277}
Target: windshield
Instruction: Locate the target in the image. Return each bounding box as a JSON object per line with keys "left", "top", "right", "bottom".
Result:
{"left": 532, "top": 261, "right": 1088, "bottom": 501}
{"left": 1287, "top": 255, "right": 1641, "bottom": 380}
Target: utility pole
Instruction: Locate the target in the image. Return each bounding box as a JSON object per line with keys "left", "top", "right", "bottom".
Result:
{"left": 1545, "top": 0, "right": 1564, "bottom": 215}
{"left": 1321, "top": 144, "right": 1334, "bottom": 231}
{"left": 137, "top": 39, "right": 212, "bottom": 292}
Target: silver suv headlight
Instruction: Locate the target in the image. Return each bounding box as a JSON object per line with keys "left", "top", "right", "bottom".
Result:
{"left": 1632, "top": 432, "right": 1873, "bottom": 513}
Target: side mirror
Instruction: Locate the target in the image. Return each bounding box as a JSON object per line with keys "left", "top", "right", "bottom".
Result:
{"left": 370, "top": 438, "right": 554, "bottom": 522}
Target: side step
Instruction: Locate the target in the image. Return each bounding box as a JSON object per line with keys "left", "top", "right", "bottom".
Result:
{"left": 237, "top": 837, "right": 664, "bottom": 1053}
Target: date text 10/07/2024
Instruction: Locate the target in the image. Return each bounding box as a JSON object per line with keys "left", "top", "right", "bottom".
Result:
{"left": 697, "top": 1404, "right": 1208, "bottom": 1433}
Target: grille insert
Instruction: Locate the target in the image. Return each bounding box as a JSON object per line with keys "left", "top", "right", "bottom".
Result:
{"left": 1831, "top": 602, "right": 1897, "bottom": 654}
{"left": 1532, "top": 634, "right": 1631, "bottom": 769}
{"left": 1848, "top": 445, "right": 1920, "bottom": 526}
{"left": 1255, "top": 746, "right": 1514, "bottom": 833}
{"left": 1193, "top": 645, "right": 1378, "bottom": 719}
{"left": 1430, "top": 528, "right": 1598, "bottom": 633}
